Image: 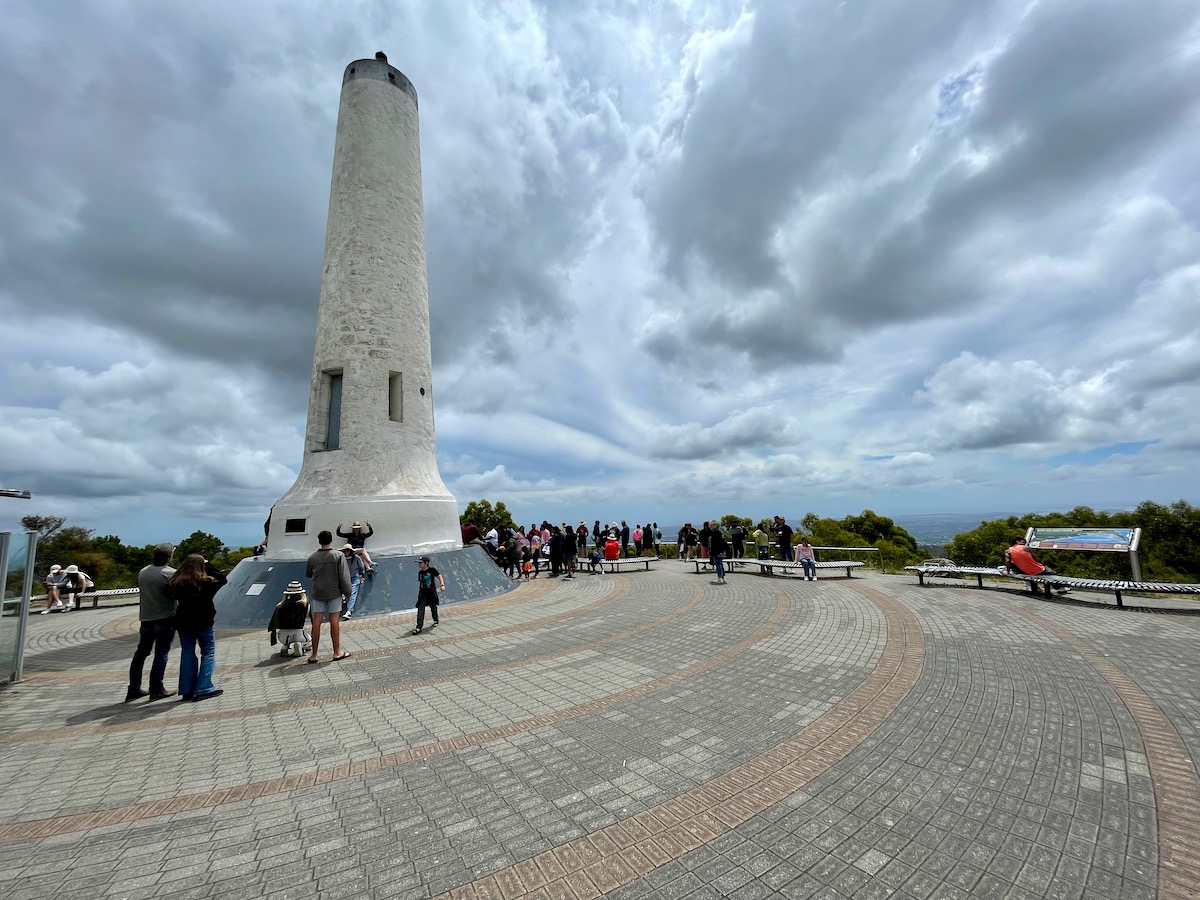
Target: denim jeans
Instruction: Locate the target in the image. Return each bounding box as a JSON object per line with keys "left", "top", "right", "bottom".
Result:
{"left": 129, "top": 618, "right": 176, "bottom": 694}
{"left": 800, "top": 558, "right": 816, "bottom": 579}
{"left": 714, "top": 554, "right": 726, "bottom": 580}
{"left": 346, "top": 574, "right": 362, "bottom": 614}
{"left": 178, "top": 627, "right": 217, "bottom": 697}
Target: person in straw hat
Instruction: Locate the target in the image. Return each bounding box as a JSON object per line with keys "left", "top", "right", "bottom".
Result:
{"left": 269, "top": 582, "right": 312, "bottom": 658}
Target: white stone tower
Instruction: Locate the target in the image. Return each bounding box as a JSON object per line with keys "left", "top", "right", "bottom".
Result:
{"left": 266, "top": 52, "right": 460, "bottom": 561}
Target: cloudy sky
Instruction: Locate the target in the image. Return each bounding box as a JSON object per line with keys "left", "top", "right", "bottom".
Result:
{"left": 2, "top": 0, "right": 1198, "bottom": 549}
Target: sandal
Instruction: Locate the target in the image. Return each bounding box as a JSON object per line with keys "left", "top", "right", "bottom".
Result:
{"left": 306, "top": 657, "right": 320, "bottom": 665}
{"left": 331, "top": 652, "right": 351, "bottom": 661}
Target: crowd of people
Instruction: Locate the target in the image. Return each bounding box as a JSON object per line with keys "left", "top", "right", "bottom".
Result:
{"left": 462, "top": 519, "right": 666, "bottom": 580}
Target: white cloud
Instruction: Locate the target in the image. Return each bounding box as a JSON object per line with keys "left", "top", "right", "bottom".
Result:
{"left": 2, "top": 0, "right": 1199, "bottom": 546}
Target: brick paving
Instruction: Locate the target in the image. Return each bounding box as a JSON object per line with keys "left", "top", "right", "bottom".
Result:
{"left": 1, "top": 567, "right": 1198, "bottom": 898}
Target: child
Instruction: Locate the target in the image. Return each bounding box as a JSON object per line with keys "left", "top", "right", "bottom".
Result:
{"left": 412, "top": 556, "right": 446, "bottom": 635}
{"left": 269, "top": 581, "right": 311, "bottom": 658}
{"left": 588, "top": 549, "right": 602, "bottom": 574}
{"left": 521, "top": 546, "right": 534, "bottom": 580}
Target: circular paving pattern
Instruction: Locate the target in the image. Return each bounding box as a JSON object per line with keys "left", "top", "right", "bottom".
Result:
{"left": 0, "top": 568, "right": 1197, "bottom": 899}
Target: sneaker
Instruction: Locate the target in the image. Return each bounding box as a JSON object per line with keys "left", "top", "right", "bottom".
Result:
{"left": 1055, "top": 586, "right": 1072, "bottom": 595}
{"left": 411, "top": 627, "right": 422, "bottom": 635}
{"left": 343, "top": 610, "right": 353, "bottom": 619}
{"left": 192, "top": 689, "right": 223, "bottom": 702}
{"left": 40, "top": 609, "right": 50, "bottom": 615}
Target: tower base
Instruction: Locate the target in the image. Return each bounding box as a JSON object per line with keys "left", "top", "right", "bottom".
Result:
{"left": 265, "top": 495, "right": 461, "bottom": 561}
{"left": 214, "top": 544, "right": 513, "bottom": 628}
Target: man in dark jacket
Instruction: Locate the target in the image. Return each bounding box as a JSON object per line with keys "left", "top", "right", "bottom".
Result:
{"left": 620, "top": 521, "right": 630, "bottom": 557}
{"left": 708, "top": 523, "right": 731, "bottom": 585}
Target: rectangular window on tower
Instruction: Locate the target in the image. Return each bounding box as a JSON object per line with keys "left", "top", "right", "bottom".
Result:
{"left": 389, "top": 371, "right": 403, "bottom": 423}
{"left": 325, "top": 370, "right": 343, "bottom": 450}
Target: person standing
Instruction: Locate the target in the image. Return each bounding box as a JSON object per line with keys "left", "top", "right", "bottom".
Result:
{"left": 708, "top": 522, "right": 730, "bottom": 585}
{"left": 340, "top": 543, "right": 366, "bottom": 618}
{"left": 652, "top": 523, "right": 662, "bottom": 555}
{"left": 773, "top": 517, "right": 795, "bottom": 561}
{"left": 730, "top": 523, "right": 746, "bottom": 559}
{"left": 126, "top": 543, "right": 178, "bottom": 702}
{"left": 797, "top": 537, "right": 818, "bottom": 581}
{"left": 169, "top": 554, "right": 227, "bottom": 702}
{"left": 752, "top": 525, "right": 771, "bottom": 560}
{"left": 620, "top": 521, "right": 631, "bottom": 557}
{"left": 305, "top": 530, "right": 352, "bottom": 663}
{"left": 411, "top": 556, "right": 446, "bottom": 634}
{"left": 633, "top": 524, "right": 643, "bottom": 556}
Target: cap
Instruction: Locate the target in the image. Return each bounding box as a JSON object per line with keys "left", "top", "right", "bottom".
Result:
{"left": 419, "top": 555, "right": 430, "bottom": 563}
{"left": 284, "top": 581, "right": 304, "bottom": 594}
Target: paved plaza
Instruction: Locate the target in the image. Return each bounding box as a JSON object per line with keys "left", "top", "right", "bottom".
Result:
{"left": 2, "top": 566, "right": 1199, "bottom": 899}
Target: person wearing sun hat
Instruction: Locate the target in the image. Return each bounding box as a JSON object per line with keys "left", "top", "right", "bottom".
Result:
{"left": 40, "top": 565, "right": 66, "bottom": 614}
{"left": 336, "top": 520, "right": 375, "bottom": 573}
{"left": 339, "top": 543, "right": 367, "bottom": 617}
{"left": 269, "top": 581, "right": 312, "bottom": 658}
{"left": 59, "top": 564, "right": 94, "bottom": 611}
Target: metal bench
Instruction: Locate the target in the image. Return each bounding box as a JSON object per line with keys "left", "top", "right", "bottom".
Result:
{"left": 905, "top": 564, "right": 1200, "bottom": 608}
{"left": 695, "top": 558, "right": 864, "bottom": 578}
{"left": 32, "top": 587, "right": 139, "bottom": 611}
{"left": 599, "top": 556, "right": 659, "bottom": 573}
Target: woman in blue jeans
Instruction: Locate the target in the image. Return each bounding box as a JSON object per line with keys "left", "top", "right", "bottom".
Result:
{"left": 169, "top": 555, "right": 228, "bottom": 702}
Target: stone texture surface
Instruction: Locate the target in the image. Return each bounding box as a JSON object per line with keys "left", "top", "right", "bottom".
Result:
{"left": 269, "top": 56, "right": 459, "bottom": 560}
{"left": 2, "top": 567, "right": 1198, "bottom": 899}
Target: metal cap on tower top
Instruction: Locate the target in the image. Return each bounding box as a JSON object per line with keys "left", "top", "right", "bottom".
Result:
{"left": 343, "top": 52, "right": 417, "bottom": 106}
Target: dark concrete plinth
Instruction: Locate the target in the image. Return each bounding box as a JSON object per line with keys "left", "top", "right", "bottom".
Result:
{"left": 213, "top": 543, "right": 513, "bottom": 628}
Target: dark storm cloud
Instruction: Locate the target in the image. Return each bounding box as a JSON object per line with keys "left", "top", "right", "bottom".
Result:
{"left": 639, "top": 0, "right": 1200, "bottom": 367}
{"left": 0, "top": 4, "right": 337, "bottom": 382}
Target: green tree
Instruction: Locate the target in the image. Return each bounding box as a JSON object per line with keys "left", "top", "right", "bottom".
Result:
{"left": 720, "top": 515, "right": 752, "bottom": 532}
{"left": 459, "top": 499, "right": 516, "bottom": 534}
{"left": 175, "top": 531, "right": 226, "bottom": 563}
{"left": 21, "top": 515, "right": 65, "bottom": 540}
{"left": 945, "top": 502, "right": 1200, "bottom": 583}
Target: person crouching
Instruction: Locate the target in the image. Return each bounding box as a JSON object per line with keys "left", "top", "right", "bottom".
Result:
{"left": 270, "top": 581, "right": 312, "bottom": 658}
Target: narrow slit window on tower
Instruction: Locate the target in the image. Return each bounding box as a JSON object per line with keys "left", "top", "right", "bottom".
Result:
{"left": 389, "top": 371, "right": 403, "bottom": 422}
{"left": 325, "top": 370, "right": 343, "bottom": 450}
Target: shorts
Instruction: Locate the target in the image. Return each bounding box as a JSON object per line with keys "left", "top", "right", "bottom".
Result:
{"left": 310, "top": 597, "right": 342, "bottom": 616}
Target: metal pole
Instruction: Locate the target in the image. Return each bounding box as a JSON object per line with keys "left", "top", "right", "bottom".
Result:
{"left": 0, "top": 532, "right": 10, "bottom": 684}
{"left": 1128, "top": 527, "right": 1143, "bottom": 582}
{"left": 12, "top": 531, "right": 38, "bottom": 683}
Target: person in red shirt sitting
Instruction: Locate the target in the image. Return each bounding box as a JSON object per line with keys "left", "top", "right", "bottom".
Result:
{"left": 1006, "top": 539, "right": 1070, "bottom": 594}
